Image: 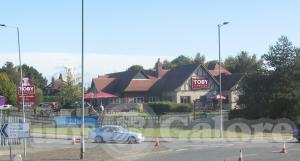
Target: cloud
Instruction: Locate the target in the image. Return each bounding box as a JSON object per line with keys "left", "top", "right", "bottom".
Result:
{"left": 0, "top": 52, "right": 175, "bottom": 86}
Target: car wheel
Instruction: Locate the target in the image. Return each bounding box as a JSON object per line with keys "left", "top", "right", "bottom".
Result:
{"left": 95, "top": 136, "right": 104, "bottom": 143}
{"left": 297, "top": 138, "right": 300, "bottom": 142}
{"left": 127, "top": 136, "right": 137, "bottom": 144}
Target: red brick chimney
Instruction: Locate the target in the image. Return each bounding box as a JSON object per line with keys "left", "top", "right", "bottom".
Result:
{"left": 155, "top": 58, "right": 164, "bottom": 78}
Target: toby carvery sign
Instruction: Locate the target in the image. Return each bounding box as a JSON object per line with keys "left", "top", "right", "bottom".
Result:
{"left": 191, "top": 77, "right": 209, "bottom": 90}
{"left": 17, "top": 78, "right": 35, "bottom": 96}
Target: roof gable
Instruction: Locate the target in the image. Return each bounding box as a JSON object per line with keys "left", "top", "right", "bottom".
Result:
{"left": 132, "top": 71, "right": 149, "bottom": 80}
{"left": 176, "top": 64, "right": 220, "bottom": 91}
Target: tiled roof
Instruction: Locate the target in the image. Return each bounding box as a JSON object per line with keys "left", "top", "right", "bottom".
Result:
{"left": 215, "top": 73, "right": 243, "bottom": 90}
{"left": 125, "top": 79, "right": 158, "bottom": 92}
{"left": 207, "top": 63, "right": 231, "bottom": 76}
{"left": 92, "top": 77, "right": 116, "bottom": 92}
{"left": 45, "top": 79, "right": 65, "bottom": 90}
{"left": 151, "top": 64, "right": 200, "bottom": 92}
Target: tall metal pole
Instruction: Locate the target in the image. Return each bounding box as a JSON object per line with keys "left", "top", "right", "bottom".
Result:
{"left": 217, "top": 22, "right": 229, "bottom": 139}
{"left": 218, "top": 24, "right": 223, "bottom": 139}
{"left": 17, "top": 27, "right": 27, "bottom": 161}
{"left": 80, "top": 0, "right": 85, "bottom": 159}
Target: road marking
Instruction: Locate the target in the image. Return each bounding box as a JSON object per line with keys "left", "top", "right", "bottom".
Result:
{"left": 175, "top": 148, "right": 187, "bottom": 152}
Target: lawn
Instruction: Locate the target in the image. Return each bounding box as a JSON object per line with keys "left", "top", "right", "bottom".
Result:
{"left": 31, "top": 127, "right": 292, "bottom": 139}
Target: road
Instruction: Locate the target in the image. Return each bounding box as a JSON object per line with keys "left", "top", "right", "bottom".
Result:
{"left": 1, "top": 138, "right": 300, "bottom": 161}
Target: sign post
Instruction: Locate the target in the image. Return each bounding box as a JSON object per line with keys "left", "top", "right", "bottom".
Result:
{"left": 17, "top": 78, "right": 36, "bottom": 111}
{"left": 1, "top": 123, "right": 30, "bottom": 161}
{"left": 1, "top": 123, "right": 30, "bottom": 139}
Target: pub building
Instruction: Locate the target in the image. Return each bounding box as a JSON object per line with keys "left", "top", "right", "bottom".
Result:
{"left": 86, "top": 59, "right": 242, "bottom": 110}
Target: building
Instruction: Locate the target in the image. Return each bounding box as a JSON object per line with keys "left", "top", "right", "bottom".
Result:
{"left": 44, "top": 74, "right": 65, "bottom": 96}
{"left": 88, "top": 59, "right": 242, "bottom": 110}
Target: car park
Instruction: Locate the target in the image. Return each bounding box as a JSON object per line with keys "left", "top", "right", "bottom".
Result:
{"left": 89, "top": 125, "right": 144, "bottom": 144}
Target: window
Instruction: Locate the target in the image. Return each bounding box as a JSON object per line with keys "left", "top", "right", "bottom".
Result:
{"left": 134, "top": 97, "right": 144, "bottom": 103}
{"left": 148, "top": 96, "right": 159, "bottom": 102}
{"left": 180, "top": 96, "right": 191, "bottom": 103}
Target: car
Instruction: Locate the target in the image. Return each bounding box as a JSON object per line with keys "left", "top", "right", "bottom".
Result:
{"left": 293, "top": 123, "right": 300, "bottom": 142}
{"left": 89, "top": 125, "right": 144, "bottom": 144}
{"left": 2, "top": 104, "right": 12, "bottom": 109}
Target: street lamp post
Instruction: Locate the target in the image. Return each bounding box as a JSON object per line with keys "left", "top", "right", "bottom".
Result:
{"left": 0, "top": 24, "right": 27, "bottom": 160}
{"left": 80, "top": 0, "right": 85, "bottom": 160}
{"left": 218, "top": 22, "right": 229, "bottom": 139}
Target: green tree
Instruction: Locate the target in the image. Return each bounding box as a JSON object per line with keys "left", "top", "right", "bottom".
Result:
{"left": 35, "top": 88, "right": 44, "bottom": 104}
{"left": 194, "top": 52, "right": 205, "bottom": 64}
{"left": 0, "top": 62, "right": 20, "bottom": 85}
{"left": 162, "top": 60, "right": 173, "bottom": 70}
{"left": 22, "top": 64, "right": 47, "bottom": 89}
{"left": 171, "top": 55, "right": 193, "bottom": 67}
{"left": 262, "top": 36, "right": 297, "bottom": 71}
{"left": 0, "top": 73, "right": 17, "bottom": 106}
{"left": 127, "top": 65, "right": 144, "bottom": 71}
{"left": 224, "top": 51, "right": 262, "bottom": 74}
{"left": 58, "top": 68, "right": 81, "bottom": 108}
{"left": 232, "top": 36, "right": 300, "bottom": 121}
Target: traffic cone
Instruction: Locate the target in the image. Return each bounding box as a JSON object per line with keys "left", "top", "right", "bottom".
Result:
{"left": 154, "top": 137, "right": 160, "bottom": 148}
{"left": 238, "top": 149, "right": 243, "bottom": 161}
{"left": 280, "top": 142, "right": 288, "bottom": 153}
{"left": 71, "top": 136, "right": 76, "bottom": 144}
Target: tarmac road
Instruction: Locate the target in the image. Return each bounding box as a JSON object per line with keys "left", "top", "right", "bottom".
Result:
{"left": 1, "top": 138, "right": 300, "bottom": 161}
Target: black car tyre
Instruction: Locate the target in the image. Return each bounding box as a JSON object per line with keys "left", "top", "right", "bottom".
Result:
{"left": 95, "top": 136, "right": 104, "bottom": 143}
{"left": 128, "top": 136, "right": 137, "bottom": 144}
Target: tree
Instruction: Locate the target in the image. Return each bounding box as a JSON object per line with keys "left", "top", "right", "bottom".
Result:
{"left": 194, "top": 52, "right": 205, "bottom": 64}
{"left": 162, "top": 60, "right": 173, "bottom": 70}
{"left": 0, "top": 62, "right": 20, "bottom": 84}
{"left": 223, "top": 51, "right": 262, "bottom": 74}
{"left": 262, "top": 36, "right": 297, "bottom": 71}
{"left": 58, "top": 68, "right": 81, "bottom": 108}
{"left": 171, "top": 55, "right": 193, "bottom": 67}
{"left": 231, "top": 36, "right": 300, "bottom": 121}
{"left": 0, "top": 73, "right": 17, "bottom": 106}
{"left": 35, "top": 88, "right": 44, "bottom": 105}
{"left": 127, "top": 65, "right": 144, "bottom": 71}
{"left": 22, "top": 64, "right": 48, "bottom": 89}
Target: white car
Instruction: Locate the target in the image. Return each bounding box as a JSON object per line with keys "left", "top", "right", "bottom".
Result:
{"left": 89, "top": 125, "right": 144, "bottom": 144}
{"left": 1, "top": 104, "right": 12, "bottom": 109}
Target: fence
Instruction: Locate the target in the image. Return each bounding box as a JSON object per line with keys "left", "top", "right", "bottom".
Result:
{"left": 7, "top": 110, "right": 228, "bottom": 130}
{"left": 0, "top": 111, "right": 22, "bottom": 147}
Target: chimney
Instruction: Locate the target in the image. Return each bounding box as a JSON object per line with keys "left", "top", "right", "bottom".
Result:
{"left": 59, "top": 73, "right": 63, "bottom": 80}
{"left": 155, "top": 58, "right": 164, "bottom": 78}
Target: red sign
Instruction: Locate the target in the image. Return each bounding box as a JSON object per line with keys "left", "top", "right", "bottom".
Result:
{"left": 17, "top": 86, "right": 35, "bottom": 96}
{"left": 191, "top": 77, "right": 209, "bottom": 89}
{"left": 18, "top": 96, "right": 35, "bottom": 102}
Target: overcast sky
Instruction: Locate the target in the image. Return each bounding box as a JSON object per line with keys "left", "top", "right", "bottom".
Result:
{"left": 1, "top": 0, "right": 299, "bottom": 86}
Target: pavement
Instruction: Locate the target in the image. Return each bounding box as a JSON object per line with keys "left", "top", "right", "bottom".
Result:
{"left": 0, "top": 137, "right": 299, "bottom": 161}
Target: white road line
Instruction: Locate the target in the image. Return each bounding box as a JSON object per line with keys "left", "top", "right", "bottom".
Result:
{"left": 175, "top": 148, "right": 188, "bottom": 152}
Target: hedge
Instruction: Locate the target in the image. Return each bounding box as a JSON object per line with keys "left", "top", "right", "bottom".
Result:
{"left": 147, "top": 102, "right": 193, "bottom": 114}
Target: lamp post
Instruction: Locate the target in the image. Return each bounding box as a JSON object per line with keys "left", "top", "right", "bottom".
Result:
{"left": 80, "top": 0, "right": 85, "bottom": 160}
{"left": 0, "top": 24, "right": 27, "bottom": 160}
{"left": 217, "top": 22, "right": 229, "bottom": 139}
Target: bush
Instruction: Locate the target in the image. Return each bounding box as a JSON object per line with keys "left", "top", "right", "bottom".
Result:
{"left": 147, "top": 102, "right": 192, "bottom": 115}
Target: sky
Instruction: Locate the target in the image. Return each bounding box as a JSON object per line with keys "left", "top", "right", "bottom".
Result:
{"left": 0, "top": 0, "right": 300, "bottom": 86}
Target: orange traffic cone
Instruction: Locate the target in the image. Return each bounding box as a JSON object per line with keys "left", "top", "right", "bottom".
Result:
{"left": 280, "top": 142, "right": 288, "bottom": 153}
{"left": 154, "top": 137, "right": 160, "bottom": 148}
{"left": 238, "top": 149, "right": 243, "bottom": 161}
{"left": 71, "top": 136, "right": 76, "bottom": 144}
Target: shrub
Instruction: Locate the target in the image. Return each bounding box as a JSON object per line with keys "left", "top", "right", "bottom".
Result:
{"left": 147, "top": 101, "right": 192, "bottom": 115}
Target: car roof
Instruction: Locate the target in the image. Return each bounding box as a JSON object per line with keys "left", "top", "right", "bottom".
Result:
{"left": 100, "top": 125, "right": 122, "bottom": 128}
